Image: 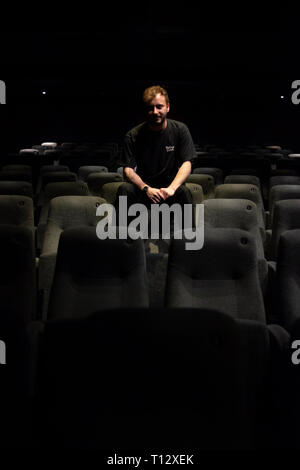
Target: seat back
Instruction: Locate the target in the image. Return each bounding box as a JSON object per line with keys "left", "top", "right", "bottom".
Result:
{"left": 48, "top": 226, "right": 149, "bottom": 318}
{"left": 165, "top": 227, "right": 265, "bottom": 322}
{"left": 31, "top": 307, "right": 286, "bottom": 449}
{"left": 0, "top": 225, "right": 36, "bottom": 323}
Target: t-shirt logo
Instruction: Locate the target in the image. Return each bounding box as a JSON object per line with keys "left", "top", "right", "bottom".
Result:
{"left": 165, "top": 145, "right": 175, "bottom": 152}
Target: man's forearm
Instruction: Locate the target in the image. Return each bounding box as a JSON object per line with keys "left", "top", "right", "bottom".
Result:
{"left": 124, "top": 167, "right": 147, "bottom": 190}
{"left": 168, "top": 161, "right": 192, "bottom": 191}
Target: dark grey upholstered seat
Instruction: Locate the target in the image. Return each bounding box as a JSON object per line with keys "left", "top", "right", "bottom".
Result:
{"left": 0, "top": 225, "right": 36, "bottom": 323}
{"left": 192, "top": 167, "right": 223, "bottom": 185}
{"left": 0, "top": 170, "right": 32, "bottom": 183}
{"left": 269, "top": 185, "right": 300, "bottom": 225}
{"left": 279, "top": 318, "right": 300, "bottom": 449}
{"left": 215, "top": 183, "right": 266, "bottom": 231}
{"left": 270, "top": 200, "right": 300, "bottom": 261}
{"left": 39, "top": 195, "right": 107, "bottom": 318}
{"left": 87, "top": 171, "right": 123, "bottom": 197}
{"left": 165, "top": 228, "right": 266, "bottom": 322}
{"left": 204, "top": 198, "right": 267, "bottom": 289}
{"left": 47, "top": 226, "right": 149, "bottom": 319}
{"left": 0, "top": 195, "right": 34, "bottom": 231}
{"left": 277, "top": 229, "right": 300, "bottom": 331}
{"left": 0, "top": 308, "right": 31, "bottom": 448}
{"left": 41, "top": 171, "right": 77, "bottom": 189}
{"left": 78, "top": 165, "right": 108, "bottom": 181}
{"left": 32, "top": 307, "right": 288, "bottom": 449}
{"left": 224, "top": 174, "right": 261, "bottom": 190}
{"left": 2, "top": 164, "right": 32, "bottom": 174}
{"left": 0, "top": 181, "right": 33, "bottom": 198}
{"left": 35, "top": 165, "right": 70, "bottom": 194}
{"left": 36, "top": 181, "right": 89, "bottom": 251}
{"left": 40, "top": 165, "right": 69, "bottom": 174}
{"left": 269, "top": 175, "right": 300, "bottom": 188}
{"left": 186, "top": 173, "right": 215, "bottom": 199}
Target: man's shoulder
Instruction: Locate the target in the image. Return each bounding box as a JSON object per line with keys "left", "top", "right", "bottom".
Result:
{"left": 125, "top": 122, "right": 147, "bottom": 140}
{"left": 167, "top": 119, "right": 190, "bottom": 133}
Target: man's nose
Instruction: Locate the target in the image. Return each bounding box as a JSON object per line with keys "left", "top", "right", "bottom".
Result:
{"left": 153, "top": 106, "right": 159, "bottom": 114}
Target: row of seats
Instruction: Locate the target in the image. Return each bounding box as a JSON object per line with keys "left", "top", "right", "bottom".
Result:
{"left": 2, "top": 218, "right": 300, "bottom": 332}
{"left": 1, "top": 141, "right": 300, "bottom": 449}
{"left": 0, "top": 303, "right": 296, "bottom": 449}
{"left": 0, "top": 175, "right": 300, "bottom": 320}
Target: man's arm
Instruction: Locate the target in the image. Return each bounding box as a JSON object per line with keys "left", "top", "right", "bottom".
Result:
{"left": 124, "top": 167, "right": 163, "bottom": 203}
{"left": 160, "top": 161, "right": 192, "bottom": 199}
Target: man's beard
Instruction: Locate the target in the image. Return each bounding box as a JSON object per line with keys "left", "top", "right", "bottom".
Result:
{"left": 148, "top": 114, "right": 166, "bottom": 127}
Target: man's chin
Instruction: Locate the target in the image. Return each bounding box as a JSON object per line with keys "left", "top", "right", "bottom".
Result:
{"left": 149, "top": 117, "right": 166, "bottom": 128}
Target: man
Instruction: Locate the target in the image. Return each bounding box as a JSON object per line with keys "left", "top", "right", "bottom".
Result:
{"left": 118, "top": 85, "right": 196, "bottom": 214}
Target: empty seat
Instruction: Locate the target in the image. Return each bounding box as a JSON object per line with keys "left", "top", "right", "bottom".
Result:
{"left": 269, "top": 185, "right": 300, "bottom": 226}
{"left": 41, "top": 142, "right": 57, "bottom": 149}
{"left": 35, "top": 165, "right": 70, "bottom": 193}
{"left": 39, "top": 195, "right": 107, "bottom": 318}
{"left": 0, "top": 225, "right": 36, "bottom": 323}
{"left": 87, "top": 172, "right": 123, "bottom": 196}
{"left": 186, "top": 174, "right": 215, "bottom": 199}
{"left": 269, "top": 175, "right": 300, "bottom": 188}
{"left": 36, "top": 181, "right": 89, "bottom": 250}
{"left": 215, "top": 183, "right": 265, "bottom": 231}
{"left": 0, "top": 181, "right": 33, "bottom": 198}
{"left": 165, "top": 228, "right": 266, "bottom": 322}
{"left": 101, "top": 181, "right": 126, "bottom": 205}
{"left": 204, "top": 199, "right": 267, "bottom": 288}
{"left": 269, "top": 200, "right": 300, "bottom": 261}
{"left": 224, "top": 174, "right": 261, "bottom": 189}
{"left": 48, "top": 226, "right": 149, "bottom": 319}
{"left": 31, "top": 307, "right": 288, "bottom": 449}
{"left": 0, "top": 170, "right": 32, "bottom": 183}
{"left": 2, "top": 164, "right": 32, "bottom": 174}
{"left": 40, "top": 165, "right": 69, "bottom": 174}
{"left": 0, "top": 310, "right": 31, "bottom": 447}
{"left": 279, "top": 318, "right": 300, "bottom": 449}
{"left": 0, "top": 195, "right": 34, "bottom": 231}
{"left": 78, "top": 165, "right": 108, "bottom": 182}
{"left": 41, "top": 171, "right": 77, "bottom": 189}
{"left": 19, "top": 148, "right": 39, "bottom": 154}
{"left": 193, "top": 167, "right": 223, "bottom": 185}
{"left": 277, "top": 229, "right": 300, "bottom": 331}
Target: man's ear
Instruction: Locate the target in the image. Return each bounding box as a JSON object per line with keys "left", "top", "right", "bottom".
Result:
{"left": 167, "top": 103, "right": 170, "bottom": 113}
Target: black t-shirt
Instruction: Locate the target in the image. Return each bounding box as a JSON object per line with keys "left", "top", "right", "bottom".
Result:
{"left": 121, "top": 119, "right": 196, "bottom": 187}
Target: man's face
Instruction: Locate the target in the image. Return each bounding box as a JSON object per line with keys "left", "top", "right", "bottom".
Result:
{"left": 145, "top": 93, "right": 170, "bottom": 128}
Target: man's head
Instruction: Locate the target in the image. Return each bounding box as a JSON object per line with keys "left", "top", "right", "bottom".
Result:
{"left": 143, "top": 85, "right": 170, "bottom": 130}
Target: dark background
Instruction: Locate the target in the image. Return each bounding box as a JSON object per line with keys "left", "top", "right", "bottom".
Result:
{"left": 0, "top": 5, "right": 299, "bottom": 152}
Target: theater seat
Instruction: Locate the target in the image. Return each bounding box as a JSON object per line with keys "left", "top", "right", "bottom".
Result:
{"left": 270, "top": 200, "right": 300, "bottom": 261}
{"left": 0, "top": 181, "right": 33, "bottom": 198}
{"left": 277, "top": 229, "right": 300, "bottom": 331}
{"left": 47, "top": 226, "right": 149, "bottom": 318}
{"left": 186, "top": 173, "right": 215, "bottom": 199}
{"left": 31, "top": 307, "right": 288, "bottom": 449}
{"left": 87, "top": 172, "right": 123, "bottom": 196}
{"left": 36, "top": 181, "right": 89, "bottom": 251}
{"left": 204, "top": 198, "right": 267, "bottom": 289}
{"left": 215, "top": 183, "right": 265, "bottom": 231}
{"left": 165, "top": 228, "right": 266, "bottom": 322}
{"left": 0, "top": 225, "right": 36, "bottom": 323}
{"left": 0, "top": 195, "right": 34, "bottom": 231}
{"left": 39, "top": 195, "right": 107, "bottom": 318}
{"left": 269, "top": 185, "right": 300, "bottom": 226}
